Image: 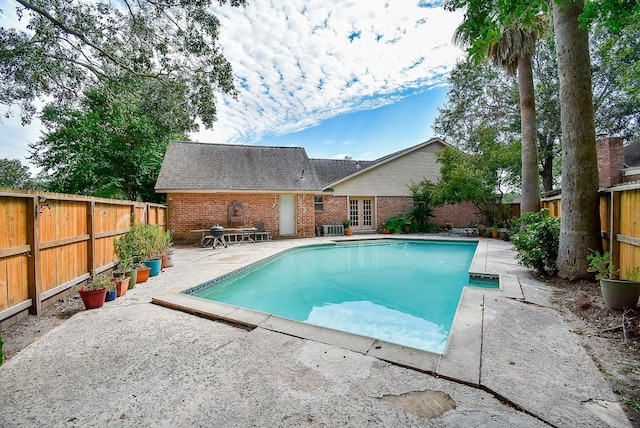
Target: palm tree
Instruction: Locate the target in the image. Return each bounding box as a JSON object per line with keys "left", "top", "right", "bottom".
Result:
{"left": 454, "top": 20, "right": 542, "bottom": 216}
{"left": 552, "top": 0, "right": 601, "bottom": 279}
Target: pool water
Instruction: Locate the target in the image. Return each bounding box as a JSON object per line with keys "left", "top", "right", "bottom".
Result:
{"left": 192, "top": 240, "right": 497, "bottom": 353}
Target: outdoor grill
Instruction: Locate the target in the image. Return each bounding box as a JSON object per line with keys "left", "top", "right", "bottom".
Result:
{"left": 210, "top": 225, "right": 225, "bottom": 238}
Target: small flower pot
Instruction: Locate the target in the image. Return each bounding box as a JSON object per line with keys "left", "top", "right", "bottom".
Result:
{"left": 143, "top": 258, "right": 162, "bottom": 277}
{"left": 162, "top": 251, "right": 175, "bottom": 268}
{"left": 78, "top": 288, "right": 107, "bottom": 309}
{"left": 136, "top": 266, "right": 152, "bottom": 283}
{"left": 105, "top": 289, "right": 117, "bottom": 302}
{"left": 110, "top": 277, "right": 130, "bottom": 297}
{"left": 124, "top": 269, "right": 137, "bottom": 289}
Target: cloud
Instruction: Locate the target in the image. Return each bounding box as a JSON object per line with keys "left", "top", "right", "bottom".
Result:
{"left": 193, "top": 1, "right": 463, "bottom": 144}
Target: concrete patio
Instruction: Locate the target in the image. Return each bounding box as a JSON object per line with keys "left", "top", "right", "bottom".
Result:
{"left": 0, "top": 235, "right": 632, "bottom": 427}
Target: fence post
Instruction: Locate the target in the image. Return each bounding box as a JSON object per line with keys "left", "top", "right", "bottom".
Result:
{"left": 27, "top": 196, "right": 41, "bottom": 315}
{"left": 610, "top": 190, "right": 621, "bottom": 271}
{"left": 88, "top": 201, "right": 96, "bottom": 275}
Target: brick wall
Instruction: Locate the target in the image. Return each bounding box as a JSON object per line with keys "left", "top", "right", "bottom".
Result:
{"left": 167, "top": 192, "right": 315, "bottom": 242}
{"left": 431, "top": 202, "right": 485, "bottom": 227}
{"left": 314, "top": 195, "right": 348, "bottom": 227}
{"left": 376, "top": 196, "right": 414, "bottom": 228}
{"left": 596, "top": 136, "right": 624, "bottom": 188}
{"left": 168, "top": 192, "right": 490, "bottom": 241}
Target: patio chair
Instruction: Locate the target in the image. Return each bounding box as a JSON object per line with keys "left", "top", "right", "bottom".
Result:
{"left": 253, "top": 222, "right": 271, "bottom": 241}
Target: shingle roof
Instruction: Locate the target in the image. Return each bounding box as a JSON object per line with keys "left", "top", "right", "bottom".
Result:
{"left": 155, "top": 142, "right": 323, "bottom": 191}
{"left": 155, "top": 138, "right": 448, "bottom": 192}
{"left": 625, "top": 141, "right": 640, "bottom": 167}
{"left": 309, "top": 159, "right": 375, "bottom": 185}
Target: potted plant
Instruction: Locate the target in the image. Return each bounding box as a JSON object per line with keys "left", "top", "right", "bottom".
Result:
{"left": 587, "top": 250, "right": 640, "bottom": 310}
{"left": 161, "top": 230, "right": 174, "bottom": 268}
{"left": 134, "top": 261, "right": 152, "bottom": 283}
{"left": 138, "top": 224, "right": 170, "bottom": 277}
{"left": 104, "top": 280, "right": 117, "bottom": 302}
{"left": 114, "top": 225, "right": 143, "bottom": 287}
{"left": 491, "top": 225, "right": 500, "bottom": 239}
{"left": 343, "top": 219, "right": 352, "bottom": 236}
{"left": 110, "top": 274, "right": 130, "bottom": 297}
{"left": 77, "top": 274, "right": 110, "bottom": 309}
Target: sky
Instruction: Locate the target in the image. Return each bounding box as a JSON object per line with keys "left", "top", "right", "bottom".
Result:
{"left": 0, "top": 0, "right": 465, "bottom": 168}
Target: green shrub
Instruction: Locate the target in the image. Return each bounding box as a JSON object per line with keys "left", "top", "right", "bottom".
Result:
{"left": 512, "top": 209, "right": 561, "bottom": 276}
{"left": 384, "top": 215, "right": 411, "bottom": 234}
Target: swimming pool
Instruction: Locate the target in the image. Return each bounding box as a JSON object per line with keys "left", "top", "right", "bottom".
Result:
{"left": 186, "top": 239, "right": 497, "bottom": 354}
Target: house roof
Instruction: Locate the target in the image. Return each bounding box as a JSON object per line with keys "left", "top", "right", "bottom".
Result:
{"left": 625, "top": 141, "right": 640, "bottom": 167}
{"left": 155, "top": 138, "right": 448, "bottom": 193}
{"left": 155, "top": 142, "right": 323, "bottom": 192}
{"left": 309, "top": 159, "right": 375, "bottom": 185}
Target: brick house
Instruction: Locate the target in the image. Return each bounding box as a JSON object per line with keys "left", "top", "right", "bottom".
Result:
{"left": 596, "top": 137, "right": 640, "bottom": 188}
{"left": 155, "top": 138, "right": 483, "bottom": 242}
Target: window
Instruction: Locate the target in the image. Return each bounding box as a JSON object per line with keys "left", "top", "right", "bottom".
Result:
{"left": 314, "top": 195, "right": 324, "bottom": 211}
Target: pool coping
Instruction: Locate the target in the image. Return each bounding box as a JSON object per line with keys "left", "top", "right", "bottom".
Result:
{"left": 152, "top": 236, "right": 523, "bottom": 386}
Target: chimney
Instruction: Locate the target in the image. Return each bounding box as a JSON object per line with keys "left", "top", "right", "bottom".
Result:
{"left": 596, "top": 136, "right": 624, "bottom": 188}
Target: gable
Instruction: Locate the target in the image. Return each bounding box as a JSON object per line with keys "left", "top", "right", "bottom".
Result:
{"left": 325, "top": 139, "right": 446, "bottom": 197}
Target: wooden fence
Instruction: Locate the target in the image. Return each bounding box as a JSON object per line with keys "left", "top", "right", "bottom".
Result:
{"left": 542, "top": 182, "right": 640, "bottom": 278}
{"left": 0, "top": 189, "right": 166, "bottom": 326}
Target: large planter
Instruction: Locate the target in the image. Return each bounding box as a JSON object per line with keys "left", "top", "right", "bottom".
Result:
{"left": 136, "top": 266, "right": 151, "bottom": 283}
{"left": 162, "top": 251, "right": 175, "bottom": 268}
{"left": 143, "top": 258, "right": 162, "bottom": 277}
{"left": 600, "top": 279, "right": 640, "bottom": 310}
{"left": 78, "top": 288, "right": 107, "bottom": 309}
{"left": 110, "top": 277, "right": 130, "bottom": 297}
{"left": 124, "top": 269, "right": 137, "bottom": 289}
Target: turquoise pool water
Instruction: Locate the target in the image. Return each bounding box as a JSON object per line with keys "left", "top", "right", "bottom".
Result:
{"left": 190, "top": 240, "right": 497, "bottom": 353}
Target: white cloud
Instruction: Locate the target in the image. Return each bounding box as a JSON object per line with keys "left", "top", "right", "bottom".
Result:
{"left": 193, "top": 1, "right": 464, "bottom": 144}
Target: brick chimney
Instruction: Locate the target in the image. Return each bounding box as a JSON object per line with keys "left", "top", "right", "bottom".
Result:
{"left": 596, "top": 136, "right": 624, "bottom": 188}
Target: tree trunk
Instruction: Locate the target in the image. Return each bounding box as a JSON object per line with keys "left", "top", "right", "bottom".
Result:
{"left": 553, "top": 0, "right": 602, "bottom": 280}
{"left": 517, "top": 55, "right": 540, "bottom": 214}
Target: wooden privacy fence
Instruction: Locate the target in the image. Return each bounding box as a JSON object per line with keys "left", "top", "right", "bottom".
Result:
{"left": 542, "top": 182, "right": 640, "bottom": 277}
{"left": 0, "top": 190, "right": 166, "bottom": 325}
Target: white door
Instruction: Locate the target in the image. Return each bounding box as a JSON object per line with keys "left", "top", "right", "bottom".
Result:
{"left": 280, "top": 195, "right": 296, "bottom": 235}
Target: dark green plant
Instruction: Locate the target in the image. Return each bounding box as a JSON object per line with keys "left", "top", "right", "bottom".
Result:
{"left": 343, "top": 219, "right": 351, "bottom": 230}
{"left": 587, "top": 250, "right": 640, "bottom": 281}
{"left": 384, "top": 215, "right": 411, "bottom": 234}
{"left": 512, "top": 209, "right": 561, "bottom": 276}
{"left": 408, "top": 180, "right": 437, "bottom": 232}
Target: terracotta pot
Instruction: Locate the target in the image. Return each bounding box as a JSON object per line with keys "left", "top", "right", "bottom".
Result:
{"left": 137, "top": 266, "right": 151, "bottom": 283}
{"left": 345, "top": 229, "right": 352, "bottom": 236}
{"left": 78, "top": 288, "right": 107, "bottom": 309}
{"left": 491, "top": 229, "right": 500, "bottom": 239}
{"left": 110, "top": 277, "right": 130, "bottom": 297}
